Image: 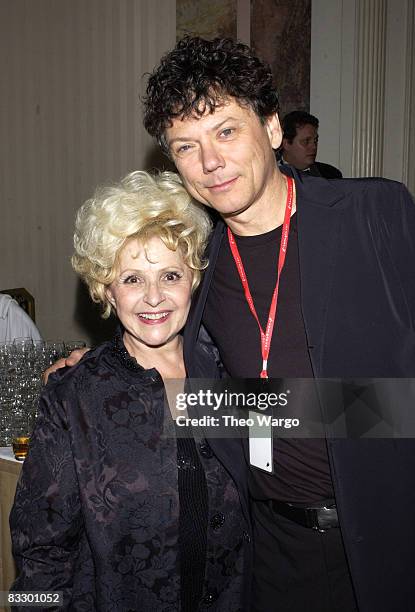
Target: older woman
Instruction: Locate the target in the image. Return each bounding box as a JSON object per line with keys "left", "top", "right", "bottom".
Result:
{"left": 10, "top": 171, "right": 250, "bottom": 611}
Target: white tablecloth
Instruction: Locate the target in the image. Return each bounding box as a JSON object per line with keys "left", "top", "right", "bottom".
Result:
{"left": 0, "top": 447, "right": 19, "bottom": 463}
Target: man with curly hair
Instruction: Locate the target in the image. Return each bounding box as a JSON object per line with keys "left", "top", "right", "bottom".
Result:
{"left": 141, "top": 36, "right": 415, "bottom": 612}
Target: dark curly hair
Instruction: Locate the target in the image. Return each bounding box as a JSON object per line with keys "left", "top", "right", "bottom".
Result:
{"left": 143, "top": 36, "right": 279, "bottom": 153}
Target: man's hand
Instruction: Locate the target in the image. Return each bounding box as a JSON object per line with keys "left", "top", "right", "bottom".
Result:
{"left": 43, "top": 347, "right": 90, "bottom": 384}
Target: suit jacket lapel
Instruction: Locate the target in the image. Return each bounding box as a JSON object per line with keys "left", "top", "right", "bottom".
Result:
{"left": 184, "top": 220, "right": 225, "bottom": 372}
{"left": 295, "top": 172, "right": 349, "bottom": 376}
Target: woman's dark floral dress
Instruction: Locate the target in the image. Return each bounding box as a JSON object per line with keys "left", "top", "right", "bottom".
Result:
{"left": 10, "top": 335, "right": 251, "bottom": 611}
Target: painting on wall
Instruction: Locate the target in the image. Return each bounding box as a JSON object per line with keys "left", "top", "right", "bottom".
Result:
{"left": 176, "top": 0, "right": 237, "bottom": 40}
{"left": 251, "top": 0, "right": 311, "bottom": 118}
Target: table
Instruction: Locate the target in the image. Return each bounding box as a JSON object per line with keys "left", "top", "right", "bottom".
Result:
{"left": 0, "top": 448, "right": 21, "bottom": 611}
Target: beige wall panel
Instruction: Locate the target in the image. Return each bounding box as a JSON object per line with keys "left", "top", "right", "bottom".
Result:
{"left": 0, "top": 0, "right": 175, "bottom": 345}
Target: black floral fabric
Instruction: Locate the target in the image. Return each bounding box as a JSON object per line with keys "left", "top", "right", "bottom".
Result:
{"left": 10, "top": 335, "right": 250, "bottom": 611}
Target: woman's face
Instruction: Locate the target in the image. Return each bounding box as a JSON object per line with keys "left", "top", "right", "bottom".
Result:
{"left": 105, "top": 236, "right": 193, "bottom": 352}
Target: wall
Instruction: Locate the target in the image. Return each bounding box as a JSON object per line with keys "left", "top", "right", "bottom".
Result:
{"left": 311, "top": 0, "right": 415, "bottom": 185}
{"left": 0, "top": 0, "right": 176, "bottom": 345}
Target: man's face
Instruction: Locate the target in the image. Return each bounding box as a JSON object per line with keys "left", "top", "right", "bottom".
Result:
{"left": 165, "top": 98, "right": 282, "bottom": 220}
{"left": 282, "top": 123, "right": 318, "bottom": 170}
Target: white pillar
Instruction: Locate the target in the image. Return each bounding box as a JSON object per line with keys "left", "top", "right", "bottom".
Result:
{"left": 351, "top": 0, "right": 387, "bottom": 177}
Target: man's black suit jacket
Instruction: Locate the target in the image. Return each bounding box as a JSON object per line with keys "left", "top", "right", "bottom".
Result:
{"left": 184, "top": 168, "right": 415, "bottom": 612}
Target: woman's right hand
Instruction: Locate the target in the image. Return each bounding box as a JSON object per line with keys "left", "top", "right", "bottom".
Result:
{"left": 43, "top": 347, "right": 90, "bottom": 384}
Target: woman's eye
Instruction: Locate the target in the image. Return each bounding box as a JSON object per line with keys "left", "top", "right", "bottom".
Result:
{"left": 164, "top": 272, "right": 181, "bottom": 282}
{"left": 123, "top": 275, "right": 141, "bottom": 284}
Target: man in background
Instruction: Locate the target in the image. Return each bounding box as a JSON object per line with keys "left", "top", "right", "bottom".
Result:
{"left": 0, "top": 293, "right": 42, "bottom": 342}
{"left": 279, "top": 110, "right": 343, "bottom": 178}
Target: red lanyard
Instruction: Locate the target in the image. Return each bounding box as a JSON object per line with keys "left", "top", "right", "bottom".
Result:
{"left": 227, "top": 176, "right": 295, "bottom": 378}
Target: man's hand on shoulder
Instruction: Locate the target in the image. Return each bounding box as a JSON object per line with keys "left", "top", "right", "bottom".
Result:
{"left": 43, "top": 347, "right": 90, "bottom": 384}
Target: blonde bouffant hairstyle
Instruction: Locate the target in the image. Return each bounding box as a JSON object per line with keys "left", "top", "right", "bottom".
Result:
{"left": 72, "top": 171, "right": 212, "bottom": 318}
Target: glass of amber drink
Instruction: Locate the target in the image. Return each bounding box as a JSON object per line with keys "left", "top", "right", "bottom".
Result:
{"left": 12, "top": 436, "right": 30, "bottom": 461}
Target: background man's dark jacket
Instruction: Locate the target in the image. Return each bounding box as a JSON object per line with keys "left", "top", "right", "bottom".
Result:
{"left": 184, "top": 169, "right": 415, "bottom": 612}
{"left": 278, "top": 156, "right": 343, "bottom": 178}
{"left": 309, "top": 161, "right": 342, "bottom": 178}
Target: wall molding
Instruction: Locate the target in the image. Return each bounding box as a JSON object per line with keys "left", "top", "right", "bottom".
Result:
{"left": 351, "top": 0, "right": 387, "bottom": 177}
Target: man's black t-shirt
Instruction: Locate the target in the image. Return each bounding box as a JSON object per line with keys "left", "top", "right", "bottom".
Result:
{"left": 203, "top": 214, "right": 334, "bottom": 503}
